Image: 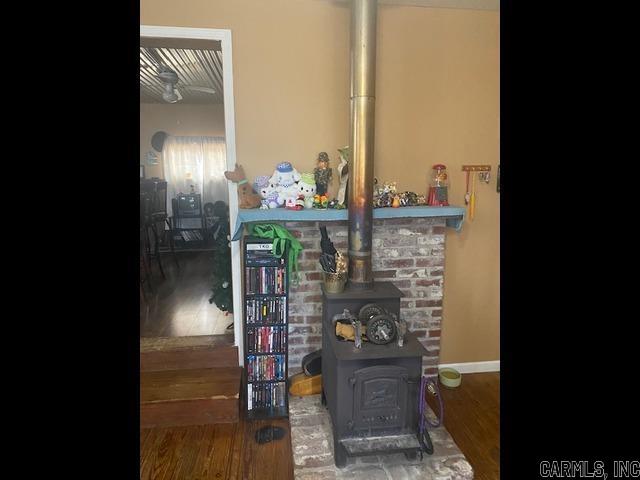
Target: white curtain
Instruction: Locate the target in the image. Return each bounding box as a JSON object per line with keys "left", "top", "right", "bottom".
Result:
{"left": 162, "top": 136, "right": 227, "bottom": 218}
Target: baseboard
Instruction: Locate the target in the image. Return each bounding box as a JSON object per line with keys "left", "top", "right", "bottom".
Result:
{"left": 437, "top": 360, "right": 500, "bottom": 373}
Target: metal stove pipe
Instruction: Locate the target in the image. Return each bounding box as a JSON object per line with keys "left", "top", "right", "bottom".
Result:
{"left": 347, "top": 0, "right": 377, "bottom": 290}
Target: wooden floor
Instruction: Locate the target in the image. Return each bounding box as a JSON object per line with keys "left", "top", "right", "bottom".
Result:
{"left": 140, "top": 416, "right": 294, "bottom": 480}
{"left": 428, "top": 372, "right": 500, "bottom": 480}
{"left": 141, "top": 372, "right": 498, "bottom": 480}
{"left": 141, "top": 251, "right": 233, "bottom": 337}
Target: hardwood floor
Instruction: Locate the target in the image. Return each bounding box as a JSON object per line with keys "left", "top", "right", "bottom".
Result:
{"left": 141, "top": 251, "right": 233, "bottom": 337}
{"left": 140, "top": 416, "right": 294, "bottom": 479}
{"left": 428, "top": 372, "right": 500, "bottom": 480}
{"left": 140, "top": 372, "right": 498, "bottom": 480}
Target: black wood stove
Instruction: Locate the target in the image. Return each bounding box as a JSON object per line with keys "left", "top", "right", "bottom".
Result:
{"left": 321, "top": 281, "right": 429, "bottom": 467}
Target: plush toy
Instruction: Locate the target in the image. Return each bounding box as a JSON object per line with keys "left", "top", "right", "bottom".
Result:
{"left": 224, "top": 164, "right": 262, "bottom": 209}
{"left": 297, "top": 173, "right": 317, "bottom": 209}
{"left": 254, "top": 175, "right": 279, "bottom": 209}
{"left": 270, "top": 162, "right": 301, "bottom": 207}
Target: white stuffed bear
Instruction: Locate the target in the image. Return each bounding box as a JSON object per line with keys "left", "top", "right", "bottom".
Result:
{"left": 297, "top": 173, "right": 317, "bottom": 209}
{"left": 253, "top": 175, "right": 279, "bottom": 209}
{"left": 270, "top": 162, "right": 301, "bottom": 207}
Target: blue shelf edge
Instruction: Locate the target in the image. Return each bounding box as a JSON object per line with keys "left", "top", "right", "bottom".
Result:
{"left": 232, "top": 205, "right": 466, "bottom": 241}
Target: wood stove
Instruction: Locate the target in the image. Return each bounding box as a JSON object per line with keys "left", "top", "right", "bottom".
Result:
{"left": 321, "top": 281, "right": 428, "bottom": 467}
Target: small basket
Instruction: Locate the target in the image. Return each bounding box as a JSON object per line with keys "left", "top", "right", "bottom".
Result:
{"left": 323, "top": 272, "right": 347, "bottom": 293}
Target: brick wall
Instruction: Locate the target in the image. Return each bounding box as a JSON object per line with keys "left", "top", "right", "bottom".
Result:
{"left": 283, "top": 217, "right": 446, "bottom": 377}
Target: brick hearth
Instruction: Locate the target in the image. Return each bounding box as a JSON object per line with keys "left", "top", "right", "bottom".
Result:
{"left": 283, "top": 216, "right": 446, "bottom": 376}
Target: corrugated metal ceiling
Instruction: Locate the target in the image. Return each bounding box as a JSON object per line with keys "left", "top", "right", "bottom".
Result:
{"left": 140, "top": 46, "right": 224, "bottom": 104}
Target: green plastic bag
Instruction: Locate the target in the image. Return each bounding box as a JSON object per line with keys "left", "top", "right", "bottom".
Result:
{"left": 248, "top": 223, "right": 303, "bottom": 286}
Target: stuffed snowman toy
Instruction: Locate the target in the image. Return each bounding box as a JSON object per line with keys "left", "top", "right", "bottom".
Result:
{"left": 270, "top": 162, "right": 301, "bottom": 207}
{"left": 253, "top": 175, "right": 279, "bottom": 209}
{"left": 297, "top": 173, "right": 317, "bottom": 209}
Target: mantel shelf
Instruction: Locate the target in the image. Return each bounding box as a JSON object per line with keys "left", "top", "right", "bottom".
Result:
{"left": 231, "top": 205, "right": 465, "bottom": 241}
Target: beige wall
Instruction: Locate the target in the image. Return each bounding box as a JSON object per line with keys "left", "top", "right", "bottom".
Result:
{"left": 141, "top": 0, "right": 499, "bottom": 364}
{"left": 140, "top": 103, "right": 226, "bottom": 178}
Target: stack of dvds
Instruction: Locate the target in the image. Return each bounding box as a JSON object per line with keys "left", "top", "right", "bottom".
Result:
{"left": 245, "top": 297, "right": 287, "bottom": 324}
{"left": 245, "top": 266, "right": 286, "bottom": 295}
{"left": 246, "top": 354, "right": 286, "bottom": 382}
{"left": 247, "top": 382, "right": 286, "bottom": 410}
{"left": 247, "top": 326, "right": 287, "bottom": 353}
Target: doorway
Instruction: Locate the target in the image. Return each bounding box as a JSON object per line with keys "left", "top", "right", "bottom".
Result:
{"left": 139, "top": 26, "right": 241, "bottom": 357}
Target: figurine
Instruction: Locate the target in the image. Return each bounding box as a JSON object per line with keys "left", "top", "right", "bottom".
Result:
{"left": 254, "top": 175, "right": 279, "bottom": 209}
{"left": 224, "top": 164, "right": 262, "bottom": 209}
{"left": 314, "top": 152, "right": 333, "bottom": 196}
{"left": 374, "top": 181, "right": 398, "bottom": 208}
{"left": 313, "top": 194, "right": 329, "bottom": 209}
{"left": 297, "top": 173, "right": 317, "bottom": 209}
{"left": 336, "top": 146, "right": 349, "bottom": 205}
{"left": 328, "top": 198, "right": 346, "bottom": 209}
{"left": 399, "top": 191, "right": 419, "bottom": 206}
{"left": 285, "top": 194, "right": 304, "bottom": 210}
{"left": 269, "top": 162, "right": 302, "bottom": 207}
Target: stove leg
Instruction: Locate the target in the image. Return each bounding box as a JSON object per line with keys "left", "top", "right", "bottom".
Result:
{"left": 333, "top": 431, "right": 348, "bottom": 468}
{"left": 321, "top": 388, "right": 327, "bottom": 407}
{"left": 334, "top": 446, "right": 347, "bottom": 468}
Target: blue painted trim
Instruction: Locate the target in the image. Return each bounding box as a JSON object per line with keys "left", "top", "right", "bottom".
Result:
{"left": 231, "top": 205, "right": 465, "bottom": 241}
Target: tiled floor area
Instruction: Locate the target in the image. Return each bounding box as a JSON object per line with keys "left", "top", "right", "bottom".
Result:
{"left": 289, "top": 394, "right": 474, "bottom": 480}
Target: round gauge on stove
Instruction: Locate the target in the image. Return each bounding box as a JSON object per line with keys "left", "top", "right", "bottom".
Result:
{"left": 366, "top": 314, "right": 397, "bottom": 345}
{"left": 358, "top": 303, "right": 388, "bottom": 322}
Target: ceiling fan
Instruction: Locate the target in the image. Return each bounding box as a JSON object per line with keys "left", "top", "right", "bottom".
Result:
{"left": 145, "top": 50, "right": 217, "bottom": 103}
{"left": 156, "top": 66, "right": 217, "bottom": 103}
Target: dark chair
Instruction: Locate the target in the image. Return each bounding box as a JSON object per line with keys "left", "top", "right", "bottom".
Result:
{"left": 140, "top": 225, "right": 153, "bottom": 301}
{"left": 140, "top": 180, "right": 179, "bottom": 278}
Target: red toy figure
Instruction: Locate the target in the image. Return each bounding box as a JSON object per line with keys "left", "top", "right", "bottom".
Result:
{"left": 427, "top": 164, "right": 449, "bottom": 206}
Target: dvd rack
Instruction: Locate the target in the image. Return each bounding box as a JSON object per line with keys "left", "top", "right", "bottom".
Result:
{"left": 243, "top": 237, "right": 289, "bottom": 419}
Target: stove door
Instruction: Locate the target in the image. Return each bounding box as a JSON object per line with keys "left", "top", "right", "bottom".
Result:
{"left": 350, "top": 365, "right": 408, "bottom": 432}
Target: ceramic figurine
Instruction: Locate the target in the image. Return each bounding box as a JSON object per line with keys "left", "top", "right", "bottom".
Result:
{"left": 285, "top": 194, "right": 304, "bottom": 211}
{"left": 224, "top": 164, "right": 262, "bottom": 209}
{"left": 269, "top": 162, "right": 302, "bottom": 207}
{"left": 373, "top": 180, "right": 398, "bottom": 208}
{"left": 383, "top": 181, "right": 397, "bottom": 195}
{"left": 313, "top": 194, "right": 329, "bottom": 209}
{"left": 314, "top": 152, "right": 333, "bottom": 196}
{"left": 254, "top": 175, "right": 279, "bottom": 209}
{"left": 398, "top": 191, "right": 419, "bottom": 207}
{"left": 336, "top": 146, "right": 350, "bottom": 205}
{"left": 328, "top": 198, "right": 346, "bottom": 209}
{"left": 297, "top": 173, "right": 317, "bottom": 209}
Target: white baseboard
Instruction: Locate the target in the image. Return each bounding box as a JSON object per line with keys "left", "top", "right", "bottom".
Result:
{"left": 437, "top": 360, "right": 500, "bottom": 373}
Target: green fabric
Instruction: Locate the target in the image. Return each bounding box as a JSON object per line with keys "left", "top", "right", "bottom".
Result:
{"left": 248, "top": 223, "right": 303, "bottom": 285}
